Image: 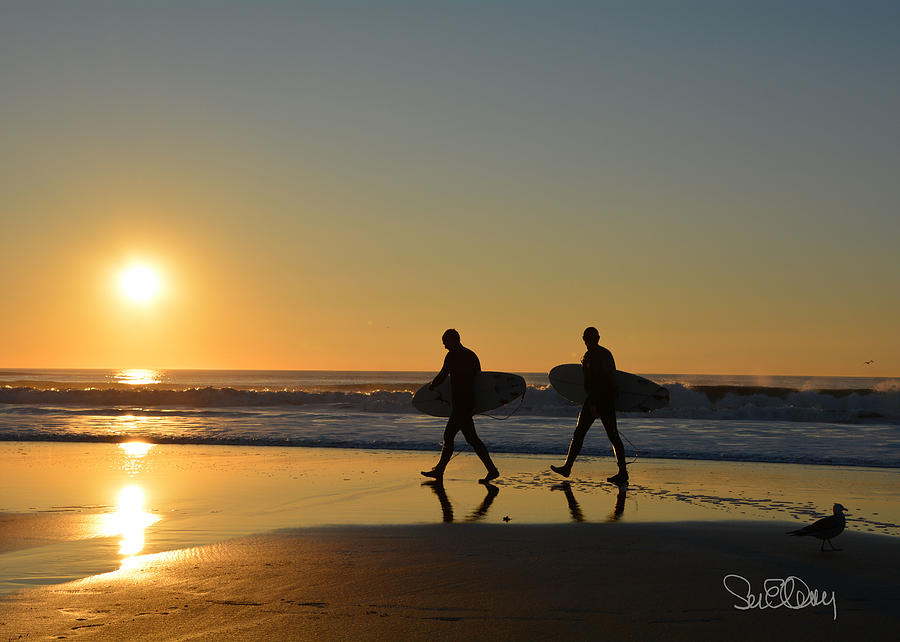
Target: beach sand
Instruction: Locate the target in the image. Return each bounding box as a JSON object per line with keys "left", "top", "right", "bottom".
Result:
{"left": 1, "top": 442, "right": 898, "bottom": 639}
{"left": 1, "top": 524, "right": 898, "bottom": 639}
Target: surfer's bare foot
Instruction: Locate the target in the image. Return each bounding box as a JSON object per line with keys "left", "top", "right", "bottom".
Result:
{"left": 421, "top": 469, "right": 443, "bottom": 479}
{"left": 607, "top": 472, "right": 629, "bottom": 485}
{"left": 479, "top": 468, "right": 500, "bottom": 483}
{"left": 550, "top": 465, "right": 571, "bottom": 478}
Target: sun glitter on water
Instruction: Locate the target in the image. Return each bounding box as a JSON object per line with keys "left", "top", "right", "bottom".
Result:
{"left": 115, "top": 369, "right": 161, "bottom": 386}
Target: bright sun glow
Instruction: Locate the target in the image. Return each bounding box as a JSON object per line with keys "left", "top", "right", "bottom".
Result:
{"left": 100, "top": 485, "right": 161, "bottom": 558}
{"left": 120, "top": 265, "right": 160, "bottom": 302}
{"left": 115, "top": 369, "right": 161, "bottom": 386}
{"left": 119, "top": 441, "right": 153, "bottom": 457}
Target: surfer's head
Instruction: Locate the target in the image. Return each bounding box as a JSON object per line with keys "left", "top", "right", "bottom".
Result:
{"left": 442, "top": 328, "right": 461, "bottom": 350}
{"left": 583, "top": 326, "right": 600, "bottom": 346}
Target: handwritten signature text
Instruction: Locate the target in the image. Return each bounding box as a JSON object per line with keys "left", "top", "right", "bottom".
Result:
{"left": 723, "top": 574, "right": 837, "bottom": 620}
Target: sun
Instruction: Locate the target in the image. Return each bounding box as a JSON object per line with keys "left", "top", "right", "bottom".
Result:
{"left": 120, "top": 265, "right": 161, "bottom": 303}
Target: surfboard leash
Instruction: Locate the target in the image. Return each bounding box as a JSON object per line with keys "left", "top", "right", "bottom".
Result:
{"left": 621, "top": 429, "right": 640, "bottom": 465}
{"left": 483, "top": 390, "right": 526, "bottom": 420}
{"left": 440, "top": 391, "right": 526, "bottom": 464}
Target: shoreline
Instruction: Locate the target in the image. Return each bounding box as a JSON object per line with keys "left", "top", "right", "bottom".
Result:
{"left": 2, "top": 435, "right": 899, "bottom": 470}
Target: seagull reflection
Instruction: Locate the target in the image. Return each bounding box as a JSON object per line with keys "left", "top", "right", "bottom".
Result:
{"left": 421, "top": 480, "right": 499, "bottom": 523}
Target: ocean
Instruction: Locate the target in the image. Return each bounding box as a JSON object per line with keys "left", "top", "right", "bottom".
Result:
{"left": 2, "top": 369, "right": 898, "bottom": 469}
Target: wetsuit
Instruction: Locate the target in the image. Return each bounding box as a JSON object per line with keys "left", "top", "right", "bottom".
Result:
{"left": 583, "top": 344, "right": 617, "bottom": 410}
{"left": 432, "top": 345, "right": 481, "bottom": 414}
{"left": 576, "top": 344, "right": 625, "bottom": 474}
{"left": 552, "top": 343, "right": 626, "bottom": 478}
{"left": 429, "top": 345, "right": 496, "bottom": 475}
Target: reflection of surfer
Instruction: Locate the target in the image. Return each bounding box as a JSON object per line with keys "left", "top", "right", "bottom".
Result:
{"left": 421, "top": 479, "right": 499, "bottom": 523}
{"left": 421, "top": 329, "right": 500, "bottom": 483}
{"left": 466, "top": 482, "right": 499, "bottom": 522}
{"left": 551, "top": 481, "right": 627, "bottom": 522}
{"left": 422, "top": 480, "right": 454, "bottom": 522}
{"left": 552, "top": 327, "right": 628, "bottom": 484}
{"left": 608, "top": 485, "right": 626, "bottom": 522}
{"left": 552, "top": 482, "right": 584, "bottom": 522}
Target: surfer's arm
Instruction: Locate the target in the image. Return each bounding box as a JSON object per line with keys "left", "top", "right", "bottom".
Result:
{"left": 581, "top": 352, "right": 591, "bottom": 394}
{"left": 429, "top": 356, "right": 450, "bottom": 389}
{"left": 600, "top": 350, "right": 617, "bottom": 395}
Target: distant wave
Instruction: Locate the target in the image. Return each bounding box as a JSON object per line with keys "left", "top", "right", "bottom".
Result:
{"left": 659, "top": 383, "right": 899, "bottom": 424}
{"left": 1, "top": 383, "right": 898, "bottom": 424}
{"left": 0, "top": 386, "right": 416, "bottom": 412}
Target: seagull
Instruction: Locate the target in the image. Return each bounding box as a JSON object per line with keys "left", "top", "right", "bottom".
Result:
{"left": 787, "top": 503, "right": 848, "bottom": 551}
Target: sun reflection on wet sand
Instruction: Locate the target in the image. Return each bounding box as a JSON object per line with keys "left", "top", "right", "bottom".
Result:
{"left": 119, "top": 442, "right": 153, "bottom": 458}
{"left": 117, "top": 441, "right": 153, "bottom": 476}
{"left": 99, "top": 486, "right": 160, "bottom": 563}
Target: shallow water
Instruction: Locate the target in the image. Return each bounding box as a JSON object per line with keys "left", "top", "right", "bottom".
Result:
{"left": 1, "top": 442, "right": 898, "bottom": 595}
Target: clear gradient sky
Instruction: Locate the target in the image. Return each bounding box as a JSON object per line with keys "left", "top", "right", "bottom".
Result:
{"left": 2, "top": 1, "right": 898, "bottom": 376}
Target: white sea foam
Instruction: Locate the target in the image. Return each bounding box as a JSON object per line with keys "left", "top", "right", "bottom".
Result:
{"left": 1, "top": 383, "right": 896, "bottom": 424}
{"left": 1, "top": 371, "right": 898, "bottom": 467}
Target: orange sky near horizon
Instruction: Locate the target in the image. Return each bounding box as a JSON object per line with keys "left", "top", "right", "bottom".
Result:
{"left": 2, "top": 3, "right": 898, "bottom": 377}
{"left": 3, "top": 227, "right": 893, "bottom": 377}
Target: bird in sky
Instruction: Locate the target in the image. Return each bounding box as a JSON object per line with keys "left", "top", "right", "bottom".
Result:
{"left": 864, "top": 360, "right": 874, "bottom": 365}
{"left": 787, "top": 503, "right": 848, "bottom": 551}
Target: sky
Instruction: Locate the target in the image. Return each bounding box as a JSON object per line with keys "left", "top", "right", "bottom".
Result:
{"left": 1, "top": 1, "right": 898, "bottom": 376}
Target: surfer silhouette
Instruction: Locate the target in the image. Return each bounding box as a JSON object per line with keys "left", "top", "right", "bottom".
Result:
{"left": 551, "top": 327, "right": 628, "bottom": 484}
{"left": 421, "top": 329, "right": 500, "bottom": 483}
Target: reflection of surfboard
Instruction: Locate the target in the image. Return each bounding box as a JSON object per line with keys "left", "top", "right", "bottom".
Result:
{"left": 412, "top": 371, "right": 526, "bottom": 417}
{"left": 548, "top": 364, "right": 669, "bottom": 412}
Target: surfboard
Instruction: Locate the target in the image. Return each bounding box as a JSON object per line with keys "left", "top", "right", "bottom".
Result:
{"left": 412, "top": 371, "right": 526, "bottom": 417}
{"left": 548, "top": 364, "right": 669, "bottom": 412}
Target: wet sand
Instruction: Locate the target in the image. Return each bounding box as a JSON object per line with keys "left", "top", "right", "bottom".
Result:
{"left": 1, "top": 523, "right": 898, "bottom": 639}
{"left": 1, "top": 442, "right": 898, "bottom": 638}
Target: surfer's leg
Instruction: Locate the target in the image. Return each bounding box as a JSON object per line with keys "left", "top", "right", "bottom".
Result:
{"left": 459, "top": 415, "right": 499, "bottom": 481}
{"left": 599, "top": 403, "right": 628, "bottom": 482}
{"left": 421, "top": 418, "right": 459, "bottom": 478}
{"left": 437, "top": 418, "right": 460, "bottom": 469}
{"left": 552, "top": 403, "right": 594, "bottom": 477}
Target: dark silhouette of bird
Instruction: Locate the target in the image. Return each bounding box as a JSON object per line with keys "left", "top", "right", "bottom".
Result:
{"left": 787, "top": 503, "right": 848, "bottom": 551}
{"left": 864, "top": 360, "right": 874, "bottom": 365}
{"left": 502, "top": 515, "right": 511, "bottom": 522}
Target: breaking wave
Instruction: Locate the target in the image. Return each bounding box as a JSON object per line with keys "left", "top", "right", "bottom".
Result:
{"left": 1, "top": 382, "right": 898, "bottom": 424}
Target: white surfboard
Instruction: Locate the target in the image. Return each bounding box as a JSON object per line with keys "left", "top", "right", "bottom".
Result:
{"left": 548, "top": 364, "right": 669, "bottom": 412}
{"left": 412, "top": 371, "right": 526, "bottom": 417}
